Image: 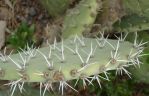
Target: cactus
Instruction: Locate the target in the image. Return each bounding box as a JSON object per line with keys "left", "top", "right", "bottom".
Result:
{"left": 38, "top": 0, "right": 69, "bottom": 17}
{"left": 0, "top": 0, "right": 148, "bottom": 96}
{"left": 122, "top": 0, "right": 149, "bottom": 18}
{"left": 113, "top": 14, "right": 149, "bottom": 32}
{"left": 62, "top": 0, "right": 102, "bottom": 39}
{"left": 0, "top": 34, "right": 144, "bottom": 95}
{"left": 126, "top": 32, "right": 149, "bottom": 84}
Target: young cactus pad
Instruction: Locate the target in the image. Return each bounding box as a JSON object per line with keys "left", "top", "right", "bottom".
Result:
{"left": 62, "top": 0, "right": 102, "bottom": 39}
{"left": 0, "top": 35, "right": 144, "bottom": 95}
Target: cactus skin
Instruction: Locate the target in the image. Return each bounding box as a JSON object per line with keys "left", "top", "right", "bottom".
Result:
{"left": 38, "top": 0, "right": 69, "bottom": 17}
{"left": 127, "top": 32, "right": 149, "bottom": 84}
{"left": 62, "top": 0, "right": 102, "bottom": 39}
{"left": 113, "top": 14, "right": 149, "bottom": 32}
{"left": 0, "top": 36, "right": 140, "bottom": 83}
{"left": 122, "top": 0, "right": 149, "bottom": 18}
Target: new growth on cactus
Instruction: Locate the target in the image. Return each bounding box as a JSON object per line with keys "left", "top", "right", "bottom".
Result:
{"left": 62, "top": 0, "right": 102, "bottom": 39}
{"left": 0, "top": 32, "right": 145, "bottom": 96}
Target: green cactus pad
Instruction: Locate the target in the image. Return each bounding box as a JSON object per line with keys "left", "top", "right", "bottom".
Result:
{"left": 62, "top": 0, "right": 102, "bottom": 39}
{"left": 123, "top": 0, "right": 149, "bottom": 18}
{"left": 0, "top": 36, "right": 141, "bottom": 83}
{"left": 113, "top": 14, "right": 149, "bottom": 32}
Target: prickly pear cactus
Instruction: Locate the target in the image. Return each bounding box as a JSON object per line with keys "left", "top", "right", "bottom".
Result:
{"left": 113, "top": 14, "right": 149, "bottom": 32}
{"left": 126, "top": 32, "right": 149, "bottom": 84}
{"left": 62, "top": 0, "right": 102, "bottom": 38}
{"left": 122, "top": 0, "right": 149, "bottom": 18}
{"left": 0, "top": 33, "right": 145, "bottom": 95}
{"left": 0, "top": 0, "right": 148, "bottom": 96}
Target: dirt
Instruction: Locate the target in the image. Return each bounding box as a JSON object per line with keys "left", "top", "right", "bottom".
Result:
{"left": 0, "top": 0, "right": 53, "bottom": 47}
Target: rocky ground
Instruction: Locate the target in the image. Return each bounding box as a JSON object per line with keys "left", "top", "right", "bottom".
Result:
{"left": 0, "top": 0, "right": 54, "bottom": 49}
